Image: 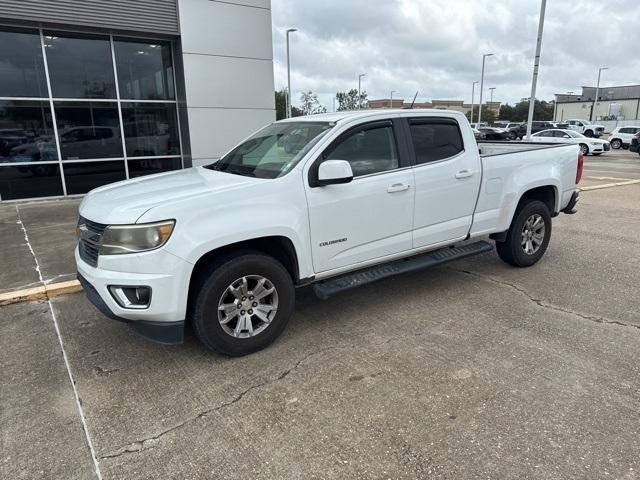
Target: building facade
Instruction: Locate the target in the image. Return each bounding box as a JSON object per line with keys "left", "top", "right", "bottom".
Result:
{"left": 554, "top": 85, "right": 640, "bottom": 124}
{"left": 0, "top": 0, "right": 275, "bottom": 201}
{"left": 367, "top": 98, "right": 501, "bottom": 117}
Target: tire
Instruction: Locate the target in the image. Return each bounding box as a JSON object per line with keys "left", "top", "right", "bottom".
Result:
{"left": 579, "top": 143, "right": 589, "bottom": 155}
{"left": 495, "top": 200, "right": 552, "bottom": 268}
{"left": 584, "top": 130, "right": 594, "bottom": 137}
{"left": 610, "top": 138, "right": 622, "bottom": 149}
{"left": 191, "top": 251, "right": 295, "bottom": 356}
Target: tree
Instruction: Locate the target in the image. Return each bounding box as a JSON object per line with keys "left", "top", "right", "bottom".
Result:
{"left": 299, "top": 91, "right": 327, "bottom": 116}
{"left": 466, "top": 105, "right": 497, "bottom": 123}
{"left": 498, "top": 100, "right": 554, "bottom": 122}
{"left": 274, "top": 89, "right": 303, "bottom": 120}
{"left": 336, "top": 89, "right": 368, "bottom": 111}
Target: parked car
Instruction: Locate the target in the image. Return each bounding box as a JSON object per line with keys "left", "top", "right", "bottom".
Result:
{"left": 508, "top": 121, "right": 555, "bottom": 140}
{"left": 76, "top": 110, "right": 581, "bottom": 355}
{"left": 565, "top": 119, "right": 605, "bottom": 138}
{"left": 478, "top": 126, "right": 510, "bottom": 140}
{"left": 529, "top": 129, "right": 610, "bottom": 155}
{"left": 629, "top": 131, "right": 640, "bottom": 154}
{"left": 607, "top": 126, "right": 640, "bottom": 149}
{"left": 472, "top": 128, "right": 486, "bottom": 140}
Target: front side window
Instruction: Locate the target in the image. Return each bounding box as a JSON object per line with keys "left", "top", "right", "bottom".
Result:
{"left": 207, "top": 121, "right": 333, "bottom": 179}
{"left": 409, "top": 120, "right": 463, "bottom": 164}
{"left": 325, "top": 125, "right": 398, "bottom": 176}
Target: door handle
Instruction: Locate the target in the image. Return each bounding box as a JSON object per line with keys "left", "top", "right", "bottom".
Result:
{"left": 387, "top": 183, "right": 411, "bottom": 193}
{"left": 455, "top": 170, "right": 473, "bottom": 179}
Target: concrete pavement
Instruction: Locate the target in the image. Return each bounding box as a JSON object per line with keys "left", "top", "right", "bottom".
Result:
{"left": 1, "top": 180, "right": 639, "bottom": 479}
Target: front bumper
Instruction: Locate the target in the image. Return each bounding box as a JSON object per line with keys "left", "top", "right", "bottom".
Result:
{"left": 75, "top": 246, "right": 193, "bottom": 344}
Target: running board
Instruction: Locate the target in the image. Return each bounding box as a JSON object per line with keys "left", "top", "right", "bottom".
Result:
{"left": 313, "top": 241, "right": 493, "bottom": 300}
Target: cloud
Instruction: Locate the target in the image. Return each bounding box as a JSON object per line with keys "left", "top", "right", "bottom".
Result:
{"left": 271, "top": 0, "right": 640, "bottom": 110}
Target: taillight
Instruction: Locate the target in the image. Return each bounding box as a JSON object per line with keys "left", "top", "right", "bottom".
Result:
{"left": 576, "top": 151, "right": 584, "bottom": 184}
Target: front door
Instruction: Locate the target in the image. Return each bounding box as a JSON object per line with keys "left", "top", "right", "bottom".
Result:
{"left": 306, "top": 120, "right": 415, "bottom": 273}
{"left": 407, "top": 117, "right": 482, "bottom": 248}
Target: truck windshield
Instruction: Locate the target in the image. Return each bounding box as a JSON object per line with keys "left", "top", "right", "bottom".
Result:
{"left": 205, "top": 121, "right": 334, "bottom": 179}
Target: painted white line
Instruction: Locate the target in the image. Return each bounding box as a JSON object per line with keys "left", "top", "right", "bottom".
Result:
{"left": 15, "top": 205, "right": 103, "bottom": 480}
{"left": 579, "top": 179, "right": 640, "bottom": 191}
{"left": 584, "top": 176, "right": 634, "bottom": 181}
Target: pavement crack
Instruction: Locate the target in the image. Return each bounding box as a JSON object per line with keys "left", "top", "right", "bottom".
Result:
{"left": 98, "top": 346, "right": 338, "bottom": 461}
{"left": 454, "top": 269, "right": 640, "bottom": 331}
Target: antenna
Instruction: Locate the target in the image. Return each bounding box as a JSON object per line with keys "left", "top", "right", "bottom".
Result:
{"left": 410, "top": 91, "right": 419, "bottom": 109}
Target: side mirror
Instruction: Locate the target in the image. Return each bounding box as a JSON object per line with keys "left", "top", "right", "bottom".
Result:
{"left": 316, "top": 159, "right": 353, "bottom": 186}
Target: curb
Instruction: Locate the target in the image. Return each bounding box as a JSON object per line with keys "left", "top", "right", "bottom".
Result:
{"left": 0, "top": 280, "right": 82, "bottom": 307}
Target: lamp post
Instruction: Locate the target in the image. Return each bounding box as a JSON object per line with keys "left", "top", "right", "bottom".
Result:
{"left": 591, "top": 66, "right": 608, "bottom": 121}
{"left": 285, "top": 28, "right": 297, "bottom": 118}
{"left": 477, "top": 53, "right": 494, "bottom": 126}
{"left": 390, "top": 90, "right": 396, "bottom": 108}
{"left": 525, "top": 0, "right": 547, "bottom": 140}
{"left": 470, "top": 81, "right": 479, "bottom": 124}
{"left": 358, "top": 73, "right": 366, "bottom": 109}
{"left": 489, "top": 87, "right": 496, "bottom": 119}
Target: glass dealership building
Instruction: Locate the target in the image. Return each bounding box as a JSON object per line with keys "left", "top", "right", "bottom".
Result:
{"left": 0, "top": 0, "right": 275, "bottom": 201}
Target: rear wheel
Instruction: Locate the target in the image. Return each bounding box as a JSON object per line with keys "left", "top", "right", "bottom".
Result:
{"left": 579, "top": 143, "right": 589, "bottom": 155}
{"left": 610, "top": 138, "right": 622, "bottom": 149}
{"left": 495, "top": 200, "right": 552, "bottom": 267}
{"left": 191, "top": 251, "right": 295, "bottom": 356}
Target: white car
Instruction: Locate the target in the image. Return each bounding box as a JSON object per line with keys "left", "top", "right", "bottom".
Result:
{"left": 530, "top": 129, "right": 610, "bottom": 156}
{"left": 565, "top": 119, "right": 606, "bottom": 138}
{"left": 607, "top": 126, "right": 640, "bottom": 149}
{"left": 76, "top": 110, "right": 581, "bottom": 355}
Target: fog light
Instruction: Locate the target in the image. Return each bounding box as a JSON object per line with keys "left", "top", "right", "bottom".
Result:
{"left": 108, "top": 286, "right": 151, "bottom": 309}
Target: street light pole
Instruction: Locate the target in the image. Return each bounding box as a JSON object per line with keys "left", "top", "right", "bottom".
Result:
{"left": 358, "top": 73, "right": 366, "bottom": 109}
{"left": 285, "top": 28, "right": 297, "bottom": 118}
{"left": 591, "top": 66, "right": 608, "bottom": 121}
{"left": 470, "top": 81, "right": 479, "bottom": 124}
{"left": 477, "top": 53, "right": 494, "bottom": 126}
{"left": 525, "top": 0, "right": 546, "bottom": 140}
{"left": 390, "top": 90, "right": 396, "bottom": 108}
{"left": 489, "top": 87, "right": 496, "bottom": 118}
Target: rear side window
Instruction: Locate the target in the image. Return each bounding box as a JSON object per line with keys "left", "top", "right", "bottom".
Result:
{"left": 409, "top": 119, "right": 464, "bottom": 165}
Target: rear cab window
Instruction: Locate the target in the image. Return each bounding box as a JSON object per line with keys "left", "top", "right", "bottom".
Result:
{"left": 407, "top": 118, "right": 464, "bottom": 165}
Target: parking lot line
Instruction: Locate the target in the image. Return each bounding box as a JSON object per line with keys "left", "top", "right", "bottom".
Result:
{"left": 16, "top": 204, "right": 103, "bottom": 480}
{"left": 579, "top": 179, "right": 640, "bottom": 191}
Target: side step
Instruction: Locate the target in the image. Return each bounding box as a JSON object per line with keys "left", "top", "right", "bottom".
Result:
{"left": 313, "top": 241, "right": 493, "bottom": 300}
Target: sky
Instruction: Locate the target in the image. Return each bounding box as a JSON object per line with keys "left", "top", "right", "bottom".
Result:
{"left": 271, "top": 0, "right": 640, "bottom": 111}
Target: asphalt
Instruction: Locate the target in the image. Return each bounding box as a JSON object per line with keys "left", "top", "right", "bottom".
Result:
{"left": 1, "top": 153, "right": 639, "bottom": 479}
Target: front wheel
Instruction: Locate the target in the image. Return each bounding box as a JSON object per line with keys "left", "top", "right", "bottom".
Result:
{"left": 495, "top": 200, "right": 552, "bottom": 267}
{"left": 584, "top": 130, "right": 594, "bottom": 137}
{"left": 579, "top": 143, "right": 589, "bottom": 155}
{"left": 191, "top": 252, "right": 295, "bottom": 356}
{"left": 610, "top": 139, "right": 622, "bottom": 149}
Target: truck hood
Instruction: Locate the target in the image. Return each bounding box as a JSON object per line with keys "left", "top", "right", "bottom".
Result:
{"left": 79, "top": 167, "right": 262, "bottom": 224}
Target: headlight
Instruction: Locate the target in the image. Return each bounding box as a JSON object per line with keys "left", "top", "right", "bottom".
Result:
{"left": 100, "top": 220, "right": 175, "bottom": 255}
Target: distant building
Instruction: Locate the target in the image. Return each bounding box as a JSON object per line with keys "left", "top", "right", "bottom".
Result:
{"left": 368, "top": 98, "right": 501, "bottom": 116}
{"left": 554, "top": 85, "right": 640, "bottom": 122}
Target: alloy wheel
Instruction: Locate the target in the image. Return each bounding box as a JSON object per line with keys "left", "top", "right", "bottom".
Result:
{"left": 521, "top": 214, "right": 545, "bottom": 255}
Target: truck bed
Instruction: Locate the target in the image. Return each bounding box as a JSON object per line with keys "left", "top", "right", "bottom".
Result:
{"left": 478, "top": 141, "right": 568, "bottom": 157}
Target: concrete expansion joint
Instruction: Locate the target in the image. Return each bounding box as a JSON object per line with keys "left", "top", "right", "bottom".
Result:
{"left": 98, "top": 346, "right": 341, "bottom": 461}
{"left": 455, "top": 269, "right": 640, "bottom": 332}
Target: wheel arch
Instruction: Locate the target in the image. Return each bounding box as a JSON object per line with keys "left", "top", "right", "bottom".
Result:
{"left": 517, "top": 185, "right": 558, "bottom": 215}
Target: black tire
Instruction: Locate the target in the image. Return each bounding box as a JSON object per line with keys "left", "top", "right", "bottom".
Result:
{"left": 191, "top": 251, "right": 295, "bottom": 356}
{"left": 584, "top": 130, "right": 594, "bottom": 137}
{"left": 495, "top": 200, "right": 552, "bottom": 268}
{"left": 610, "top": 138, "right": 622, "bottom": 149}
{"left": 579, "top": 143, "right": 589, "bottom": 155}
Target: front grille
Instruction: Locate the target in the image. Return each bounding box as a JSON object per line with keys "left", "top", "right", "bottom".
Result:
{"left": 77, "top": 216, "right": 107, "bottom": 267}
{"left": 604, "top": 143, "right": 610, "bottom": 151}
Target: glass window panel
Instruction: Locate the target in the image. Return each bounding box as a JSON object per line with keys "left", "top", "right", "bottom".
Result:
{"left": 0, "top": 101, "right": 57, "bottom": 163}
{"left": 0, "top": 28, "right": 48, "bottom": 98}
{"left": 44, "top": 32, "right": 116, "bottom": 99}
{"left": 409, "top": 121, "right": 464, "bottom": 165}
{"left": 128, "top": 157, "right": 182, "bottom": 178}
{"left": 62, "top": 161, "right": 126, "bottom": 194}
{"left": 114, "top": 39, "right": 175, "bottom": 100}
{"left": 326, "top": 125, "right": 398, "bottom": 177}
{"left": 54, "top": 102, "right": 122, "bottom": 160}
{"left": 121, "top": 103, "right": 179, "bottom": 157}
{"left": 0, "top": 164, "right": 63, "bottom": 200}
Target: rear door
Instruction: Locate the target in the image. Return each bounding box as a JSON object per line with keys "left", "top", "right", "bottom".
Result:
{"left": 406, "top": 117, "right": 482, "bottom": 248}
{"left": 306, "top": 120, "right": 415, "bottom": 273}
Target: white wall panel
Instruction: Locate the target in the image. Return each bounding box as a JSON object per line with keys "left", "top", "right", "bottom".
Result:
{"left": 187, "top": 107, "right": 274, "bottom": 160}
{"left": 182, "top": 54, "right": 274, "bottom": 109}
{"left": 178, "top": 0, "right": 273, "bottom": 59}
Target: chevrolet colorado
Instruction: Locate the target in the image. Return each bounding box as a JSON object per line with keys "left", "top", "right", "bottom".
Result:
{"left": 76, "top": 110, "right": 582, "bottom": 356}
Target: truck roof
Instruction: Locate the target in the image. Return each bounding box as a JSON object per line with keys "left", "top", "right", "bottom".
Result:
{"left": 277, "top": 108, "right": 465, "bottom": 124}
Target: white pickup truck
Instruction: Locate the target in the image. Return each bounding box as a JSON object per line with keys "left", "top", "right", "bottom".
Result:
{"left": 564, "top": 119, "right": 606, "bottom": 138}
{"left": 76, "top": 110, "right": 582, "bottom": 356}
